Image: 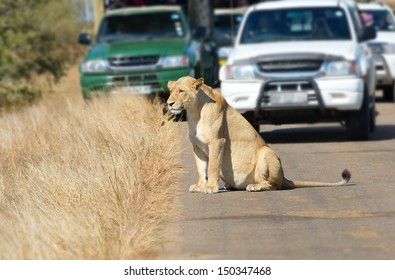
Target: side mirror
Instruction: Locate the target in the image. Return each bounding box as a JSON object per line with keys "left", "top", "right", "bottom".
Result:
{"left": 193, "top": 27, "right": 206, "bottom": 39}
{"left": 360, "top": 26, "right": 376, "bottom": 42}
{"left": 78, "top": 33, "right": 92, "bottom": 45}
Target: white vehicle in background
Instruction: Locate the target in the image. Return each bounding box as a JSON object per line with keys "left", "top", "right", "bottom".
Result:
{"left": 220, "top": 0, "right": 377, "bottom": 140}
{"left": 358, "top": 2, "right": 395, "bottom": 102}
{"left": 213, "top": 7, "right": 246, "bottom": 66}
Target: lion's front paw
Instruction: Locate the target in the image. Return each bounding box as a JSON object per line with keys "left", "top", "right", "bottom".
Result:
{"left": 202, "top": 184, "right": 219, "bottom": 194}
{"left": 189, "top": 184, "right": 202, "bottom": 193}
{"left": 246, "top": 184, "right": 263, "bottom": 192}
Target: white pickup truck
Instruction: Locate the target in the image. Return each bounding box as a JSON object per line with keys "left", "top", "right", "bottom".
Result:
{"left": 219, "top": 0, "right": 377, "bottom": 140}
{"left": 359, "top": 2, "right": 395, "bottom": 102}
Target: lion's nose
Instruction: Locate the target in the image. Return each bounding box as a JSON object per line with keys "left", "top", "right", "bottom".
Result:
{"left": 167, "top": 102, "right": 175, "bottom": 107}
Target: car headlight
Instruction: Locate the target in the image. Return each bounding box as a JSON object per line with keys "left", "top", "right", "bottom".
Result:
{"left": 325, "top": 61, "right": 356, "bottom": 76}
{"left": 218, "top": 47, "right": 233, "bottom": 66}
{"left": 225, "top": 64, "right": 255, "bottom": 79}
{"left": 369, "top": 44, "right": 384, "bottom": 54}
{"left": 161, "top": 55, "right": 189, "bottom": 68}
{"left": 81, "top": 59, "right": 110, "bottom": 73}
{"left": 383, "top": 44, "right": 395, "bottom": 54}
{"left": 218, "top": 47, "right": 233, "bottom": 58}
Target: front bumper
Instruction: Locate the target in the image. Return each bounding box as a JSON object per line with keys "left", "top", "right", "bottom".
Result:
{"left": 373, "top": 54, "right": 395, "bottom": 86}
{"left": 79, "top": 68, "right": 193, "bottom": 98}
{"left": 220, "top": 76, "right": 364, "bottom": 114}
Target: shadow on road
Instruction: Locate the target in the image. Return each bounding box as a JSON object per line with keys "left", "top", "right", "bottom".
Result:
{"left": 375, "top": 96, "right": 393, "bottom": 103}
{"left": 370, "top": 124, "right": 395, "bottom": 141}
{"left": 260, "top": 124, "right": 395, "bottom": 144}
{"left": 260, "top": 125, "right": 347, "bottom": 143}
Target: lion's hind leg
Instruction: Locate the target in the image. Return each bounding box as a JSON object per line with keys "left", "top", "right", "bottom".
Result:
{"left": 247, "top": 146, "right": 284, "bottom": 192}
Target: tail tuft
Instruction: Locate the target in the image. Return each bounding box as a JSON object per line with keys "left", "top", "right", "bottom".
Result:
{"left": 341, "top": 169, "right": 351, "bottom": 183}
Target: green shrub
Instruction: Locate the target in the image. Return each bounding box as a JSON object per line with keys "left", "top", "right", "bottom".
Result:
{"left": 0, "top": 83, "right": 42, "bottom": 112}
{"left": 0, "top": 0, "right": 86, "bottom": 109}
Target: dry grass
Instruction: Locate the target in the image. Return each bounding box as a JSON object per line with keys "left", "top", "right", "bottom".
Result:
{"left": 0, "top": 93, "right": 183, "bottom": 259}
{"left": 382, "top": 0, "right": 395, "bottom": 10}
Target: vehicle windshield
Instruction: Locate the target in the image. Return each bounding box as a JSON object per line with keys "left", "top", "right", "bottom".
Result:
{"left": 361, "top": 9, "right": 395, "bottom": 31}
{"left": 214, "top": 13, "right": 244, "bottom": 47}
{"left": 214, "top": 13, "right": 244, "bottom": 39}
{"left": 97, "top": 11, "right": 186, "bottom": 43}
{"left": 240, "top": 7, "right": 351, "bottom": 44}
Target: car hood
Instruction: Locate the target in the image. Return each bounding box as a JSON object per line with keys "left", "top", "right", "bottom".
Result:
{"left": 229, "top": 41, "right": 357, "bottom": 63}
{"left": 84, "top": 38, "right": 188, "bottom": 60}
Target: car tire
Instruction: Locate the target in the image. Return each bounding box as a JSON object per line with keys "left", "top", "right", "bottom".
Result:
{"left": 346, "top": 87, "right": 371, "bottom": 141}
{"left": 383, "top": 82, "right": 395, "bottom": 102}
{"left": 370, "top": 103, "right": 376, "bottom": 133}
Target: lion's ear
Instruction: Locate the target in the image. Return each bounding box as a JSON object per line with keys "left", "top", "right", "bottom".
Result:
{"left": 192, "top": 77, "right": 204, "bottom": 92}
{"left": 167, "top": 80, "right": 175, "bottom": 90}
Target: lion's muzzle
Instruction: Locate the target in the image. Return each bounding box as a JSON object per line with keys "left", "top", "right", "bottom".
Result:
{"left": 167, "top": 102, "right": 183, "bottom": 115}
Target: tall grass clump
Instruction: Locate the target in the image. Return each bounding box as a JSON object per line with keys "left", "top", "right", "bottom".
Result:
{"left": 0, "top": 94, "right": 183, "bottom": 259}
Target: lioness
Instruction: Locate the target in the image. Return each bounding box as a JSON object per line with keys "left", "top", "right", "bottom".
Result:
{"left": 167, "top": 76, "right": 351, "bottom": 194}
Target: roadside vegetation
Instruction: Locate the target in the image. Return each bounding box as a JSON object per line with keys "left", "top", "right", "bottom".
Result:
{"left": 385, "top": 0, "right": 395, "bottom": 10}
{"left": 0, "top": 0, "right": 86, "bottom": 112}
{"left": 0, "top": 93, "right": 183, "bottom": 259}
{"left": 0, "top": 0, "right": 183, "bottom": 260}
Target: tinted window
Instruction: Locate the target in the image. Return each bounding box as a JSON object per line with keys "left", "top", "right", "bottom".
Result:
{"left": 240, "top": 7, "right": 351, "bottom": 44}
{"left": 214, "top": 13, "right": 244, "bottom": 46}
{"left": 214, "top": 14, "right": 243, "bottom": 36}
{"left": 98, "top": 12, "right": 186, "bottom": 42}
{"left": 362, "top": 9, "right": 395, "bottom": 31}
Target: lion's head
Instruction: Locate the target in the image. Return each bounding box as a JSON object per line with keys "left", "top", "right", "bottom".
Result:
{"left": 167, "top": 76, "right": 204, "bottom": 115}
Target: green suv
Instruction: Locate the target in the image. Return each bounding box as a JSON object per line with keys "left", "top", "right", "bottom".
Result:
{"left": 78, "top": 6, "right": 217, "bottom": 99}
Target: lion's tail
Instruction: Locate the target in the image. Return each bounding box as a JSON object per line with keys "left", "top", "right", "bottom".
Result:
{"left": 283, "top": 169, "right": 351, "bottom": 189}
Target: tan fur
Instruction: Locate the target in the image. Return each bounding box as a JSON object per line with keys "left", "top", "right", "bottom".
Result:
{"left": 167, "top": 76, "right": 351, "bottom": 193}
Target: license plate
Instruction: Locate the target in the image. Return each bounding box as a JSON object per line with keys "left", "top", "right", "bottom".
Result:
{"left": 120, "top": 85, "right": 152, "bottom": 94}
{"left": 270, "top": 92, "right": 308, "bottom": 105}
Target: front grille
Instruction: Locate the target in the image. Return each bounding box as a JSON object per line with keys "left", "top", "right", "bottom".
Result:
{"left": 265, "top": 81, "right": 314, "bottom": 92}
{"left": 109, "top": 55, "right": 160, "bottom": 67}
{"left": 376, "top": 64, "right": 384, "bottom": 71}
{"left": 257, "top": 60, "right": 323, "bottom": 73}
{"left": 262, "top": 80, "right": 317, "bottom": 104}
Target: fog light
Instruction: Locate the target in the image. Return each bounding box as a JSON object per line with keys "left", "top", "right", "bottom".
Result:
{"left": 331, "top": 93, "right": 347, "bottom": 98}
{"left": 235, "top": 96, "right": 249, "bottom": 103}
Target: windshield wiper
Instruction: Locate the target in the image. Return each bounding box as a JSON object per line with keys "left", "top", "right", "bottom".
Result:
{"left": 98, "top": 34, "right": 141, "bottom": 43}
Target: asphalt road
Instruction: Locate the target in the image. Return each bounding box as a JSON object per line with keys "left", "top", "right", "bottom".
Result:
{"left": 159, "top": 96, "right": 395, "bottom": 260}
